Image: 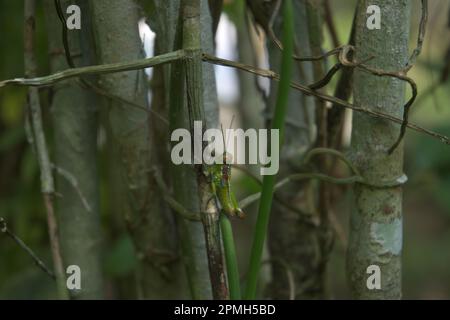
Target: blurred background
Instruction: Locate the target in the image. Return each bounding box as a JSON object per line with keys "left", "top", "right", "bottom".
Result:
{"left": 0, "top": 0, "right": 449, "bottom": 299}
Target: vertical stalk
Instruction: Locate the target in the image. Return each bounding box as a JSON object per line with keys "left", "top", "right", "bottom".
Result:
{"left": 143, "top": 0, "right": 193, "bottom": 299}
{"left": 169, "top": 56, "right": 212, "bottom": 299}
{"left": 230, "top": 0, "right": 265, "bottom": 130}
{"left": 89, "top": 0, "right": 184, "bottom": 299}
{"left": 220, "top": 215, "right": 241, "bottom": 300}
{"left": 169, "top": 26, "right": 212, "bottom": 299}
{"left": 181, "top": 0, "right": 228, "bottom": 300}
{"left": 348, "top": 0, "right": 410, "bottom": 299}
{"left": 245, "top": 0, "right": 294, "bottom": 300}
{"left": 228, "top": 6, "right": 264, "bottom": 293}
{"left": 44, "top": 0, "right": 104, "bottom": 299}
{"left": 24, "top": 0, "right": 68, "bottom": 299}
{"left": 266, "top": 0, "right": 324, "bottom": 299}
{"left": 306, "top": 0, "right": 333, "bottom": 299}
{"left": 327, "top": 3, "right": 359, "bottom": 149}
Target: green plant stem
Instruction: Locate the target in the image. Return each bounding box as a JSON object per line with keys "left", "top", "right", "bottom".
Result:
{"left": 245, "top": 0, "right": 294, "bottom": 300}
{"left": 220, "top": 214, "right": 241, "bottom": 300}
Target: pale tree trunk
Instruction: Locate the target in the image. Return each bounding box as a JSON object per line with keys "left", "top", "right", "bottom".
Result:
{"left": 44, "top": 0, "right": 104, "bottom": 299}
{"left": 347, "top": 0, "right": 410, "bottom": 299}
{"left": 89, "top": 0, "right": 185, "bottom": 299}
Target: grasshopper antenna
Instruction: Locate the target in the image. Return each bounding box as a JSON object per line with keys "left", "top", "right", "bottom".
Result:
{"left": 222, "top": 115, "right": 235, "bottom": 165}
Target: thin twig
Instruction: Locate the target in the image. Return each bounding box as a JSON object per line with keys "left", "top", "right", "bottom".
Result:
{"left": 240, "top": 147, "right": 408, "bottom": 216}
{"left": 308, "top": 62, "right": 343, "bottom": 90}
{"left": 1, "top": 48, "right": 447, "bottom": 146}
{"left": 305, "top": 43, "right": 418, "bottom": 153}
{"left": 52, "top": 0, "right": 170, "bottom": 126}
{"left": 301, "top": 147, "right": 407, "bottom": 188}
{"left": 0, "top": 50, "right": 185, "bottom": 88}
{"left": 308, "top": 46, "right": 374, "bottom": 90}
{"left": 260, "top": 0, "right": 342, "bottom": 64}
{"left": 202, "top": 53, "right": 450, "bottom": 146}
{"left": 406, "top": 0, "right": 428, "bottom": 71}
{"left": 302, "top": 148, "right": 360, "bottom": 176}
{"left": 339, "top": 48, "right": 417, "bottom": 154}
{"left": 262, "top": 258, "right": 296, "bottom": 300}
{"left": 77, "top": 79, "right": 169, "bottom": 126}
{"left": 24, "top": 0, "right": 67, "bottom": 299}
{"left": 293, "top": 46, "right": 343, "bottom": 62}
{"left": 301, "top": 43, "right": 416, "bottom": 154}
{"left": 54, "top": 0, "right": 74, "bottom": 68}
{"left": 441, "top": 44, "right": 450, "bottom": 83}
{"left": 327, "top": 3, "right": 358, "bottom": 150}
{"left": 52, "top": 164, "right": 92, "bottom": 213}
{"left": 350, "top": 62, "right": 418, "bottom": 154}
{"left": 393, "top": 0, "right": 428, "bottom": 148}
{"left": 1, "top": 217, "right": 55, "bottom": 280}
{"left": 152, "top": 169, "right": 201, "bottom": 221}
{"left": 323, "top": 0, "right": 340, "bottom": 48}
{"left": 232, "top": 165, "right": 312, "bottom": 217}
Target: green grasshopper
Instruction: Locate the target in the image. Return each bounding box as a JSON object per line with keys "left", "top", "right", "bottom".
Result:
{"left": 204, "top": 117, "right": 245, "bottom": 219}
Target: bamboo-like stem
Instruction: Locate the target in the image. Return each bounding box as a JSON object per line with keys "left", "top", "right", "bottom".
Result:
{"left": 1, "top": 50, "right": 185, "bottom": 88}
{"left": 90, "top": 0, "right": 187, "bottom": 299}
{"left": 245, "top": 0, "right": 294, "bottom": 300}
{"left": 220, "top": 215, "right": 241, "bottom": 300}
{"left": 347, "top": 0, "right": 410, "bottom": 299}
{"left": 181, "top": 0, "right": 228, "bottom": 300}
{"left": 24, "top": 0, "right": 67, "bottom": 299}
{"left": 306, "top": 0, "right": 331, "bottom": 299}
{"left": 43, "top": 193, "right": 67, "bottom": 298}
{"left": 168, "top": 9, "right": 212, "bottom": 298}
{"left": 44, "top": 0, "right": 105, "bottom": 299}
